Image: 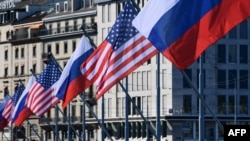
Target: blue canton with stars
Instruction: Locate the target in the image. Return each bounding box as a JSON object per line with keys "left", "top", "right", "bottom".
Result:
{"left": 106, "top": 1, "right": 139, "bottom": 50}
{"left": 37, "top": 60, "right": 61, "bottom": 90}
{"left": 13, "top": 84, "right": 25, "bottom": 106}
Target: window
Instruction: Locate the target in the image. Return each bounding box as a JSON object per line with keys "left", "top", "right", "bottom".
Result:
{"left": 228, "top": 27, "right": 237, "bottom": 39}
{"left": 239, "top": 20, "right": 248, "bottom": 39}
{"left": 15, "top": 66, "right": 18, "bottom": 76}
{"left": 101, "top": 6, "right": 105, "bottom": 23}
{"left": 47, "top": 44, "right": 51, "bottom": 53}
{"left": 228, "top": 95, "right": 235, "bottom": 114}
{"left": 162, "top": 69, "right": 167, "bottom": 89}
{"left": 183, "top": 69, "right": 192, "bottom": 88}
{"left": 56, "top": 43, "right": 60, "bottom": 54}
{"left": 31, "top": 125, "right": 38, "bottom": 136}
{"left": 57, "top": 23, "right": 61, "bottom": 33}
{"left": 64, "top": 1, "right": 68, "bottom": 12}
{"left": 72, "top": 41, "right": 76, "bottom": 52}
{"left": 196, "top": 52, "right": 205, "bottom": 63}
{"left": 4, "top": 67, "right": 8, "bottom": 77}
{"left": 183, "top": 95, "right": 192, "bottom": 114}
{"left": 73, "top": 20, "right": 77, "bottom": 31}
{"left": 71, "top": 105, "right": 76, "bottom": 120}
{"left": 239, "top": 95, "right": 248, "bottom": 114}
{"left": 217, "top": 95, "right": 226, "bottom": 114}
{"left": 131, "top": 96, "right": 142, "bottom": 116}
{"left": 197, "top": 69, "right": 206, "bottom": 88}
{"left": 137, "top": 72, "right": 142, "bottom": 91}
{"left": 217, "top": 44, "right": 226, "bottom": 63}
{"left": 4, "top": 50, "right": 8, "bottom": 60}
{"left": 15, "top": 48, "right": 19, "bottom": 58}
{"left": 107, "top": 98, "right": 112, "bottom": 117}
{"left": 239, "top": 70, "right": 248, "bottom": 89}
{"left": 239, "top": 45, "right": 248, "bottom": 64}
{"left": 21, "top": 65, "right": 24, "bottom": 75}
{"left": 64, "top": 42, "right": 68, "bottom": 53}
{"left": 56, "top": 3, "right": 60, "bottom": 13}
{"left": 49, "top": 24, "right": 52, "bottom": 34}
{"left": 21, "top": 48, "right": 24, "bottom": 58}
{"left": 132, "top": 72, "right": 137, "bottom": 91}
{"left": 142, "top": 71, "right": 147, "bottom": 90}
{"left": 217, "top": 69, "right": 226, "bottom": 88}
{"left": 32, "top": 45, "right": 36, "bottom": 57}
{"left": 228, "top": 70, "right": 237, "bottom": 89}
{"left": 162, "top": 95, "right": 168, "bottom": 115}
{"left": 65, "top": 21, "right": 69, "bottom": 32}
{"left": 228, "top": 45, "right": 237, "bottom": 63}
{"left": 32, "top": 64, "right": 36, "bottom": 74}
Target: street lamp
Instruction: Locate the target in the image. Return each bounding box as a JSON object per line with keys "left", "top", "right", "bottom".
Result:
{"left": 228, "top": 71, "right": 237, "bottom": 125}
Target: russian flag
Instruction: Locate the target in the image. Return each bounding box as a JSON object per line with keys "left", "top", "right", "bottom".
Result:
{"left": 0, "top": 97, "right": 10, "bottom": 131}
{"left": 133, "top": 0, "right": 250, "bottom": 70}
{"left": 53, "top": 36, "right": 94, "bottom": 109}
{"left": 13, "top": 76, "right": 35, "bottom": 126}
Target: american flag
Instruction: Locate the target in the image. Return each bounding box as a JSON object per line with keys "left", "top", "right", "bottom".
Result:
{"left": 80, "top": 1, "right": 158, "bottom": 99}
{"left": 26, "top": 60, "right": 61, "bottom": 117}
{"left": 2, "top": 85, "right": 25, "bottom": 122}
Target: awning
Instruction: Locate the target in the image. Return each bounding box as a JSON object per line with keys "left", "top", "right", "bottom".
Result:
{"left": 14, "top": 23, "right": 43, "bottom": 29}
{"left": 30, "top": 23, "right": 43, "bottom": 29}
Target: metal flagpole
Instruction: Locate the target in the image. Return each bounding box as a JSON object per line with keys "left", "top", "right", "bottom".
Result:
{"left": 181, "top": 71, "right": 224, "bottom": 132}
{"left": 79, "top": 94, "right": 114, "bottom": 141}
{"left": 68, "top": 103, "right": 72, "bottom": 141}
{"left": 199, "top": 54, "right": 205, "bottom": 140}
{"left": 125, "top": 77, "right": 129, "bottom": 141}
{"left": 156, "top": 53, "right": 161, "bottom": 141}
{"left": 118, "top": 82, "right": 157, "bottom": 137}
{"left": 81, "top": 92, "right": 86, "bottom": 141}
{"left": 101, "top": 94, "right": 105, "bottom": 141}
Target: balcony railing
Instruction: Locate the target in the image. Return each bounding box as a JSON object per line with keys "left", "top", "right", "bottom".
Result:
{"left": 6, "top": 23, "right": 97, "bottom": 42}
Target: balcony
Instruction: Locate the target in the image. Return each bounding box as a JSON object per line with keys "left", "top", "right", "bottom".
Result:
{"left": 8, "top": 28, "right": 40, "bottom": 45}
{"left": 39, "top": 23, "right": 97, "bottom": 39}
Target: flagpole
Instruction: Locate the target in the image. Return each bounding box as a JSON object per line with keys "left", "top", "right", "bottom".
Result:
{"left": 118, "top": 82, "right": 157, "bottom": 137}
{"left": 125, "top": 77, "right": 129, "bottom": 141}
{"left": 80, "top": 94, "right": 113, "bottom": 141}
{"left": 81, "top": 92, "right": 86, "bottom": 141}
{"left": 101, "top": 94, "right": 105, "bottom": 141}
{"left": 199, "top": 54, "right": 205, "bottom": 141}
{"left": 156, "top": 53, "right": 161, "bottom": 141}
{"left": 68, "top": 103, "right": 72, "bottom": 141}
{"left": 180, "top": 71, "right": 224, "bottom": 132}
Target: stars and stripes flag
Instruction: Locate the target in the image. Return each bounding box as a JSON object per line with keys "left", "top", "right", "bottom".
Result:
{"left": 2, "top": 84, "right": 25, "bottom": 123}
{"left": 80, "top": 1, "right": 158, "bottom": 99}
{"left": 26, "top": 60, "right": 61, "bottom": 117}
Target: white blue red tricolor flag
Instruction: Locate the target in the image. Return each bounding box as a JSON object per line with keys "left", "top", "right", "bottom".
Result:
{"left": 12, "top": 76, "right": 35, "bottom": 126}
{"left": 133, "top": 0, "right": 250, "bottom": 70}
{"left": 80, "top": 1, "right": 158, "bottom": 99}
{"left": 54, "top": 36, "right": 94, "bottom": 108}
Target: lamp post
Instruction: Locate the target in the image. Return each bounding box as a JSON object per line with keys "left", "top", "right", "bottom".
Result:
{"left": 228, "top": 72, "right": 237, "bottom": 125}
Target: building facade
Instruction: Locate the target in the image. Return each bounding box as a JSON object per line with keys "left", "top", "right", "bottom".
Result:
{"left": 0, "top": 0, "right": 249, "bottom": 141}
